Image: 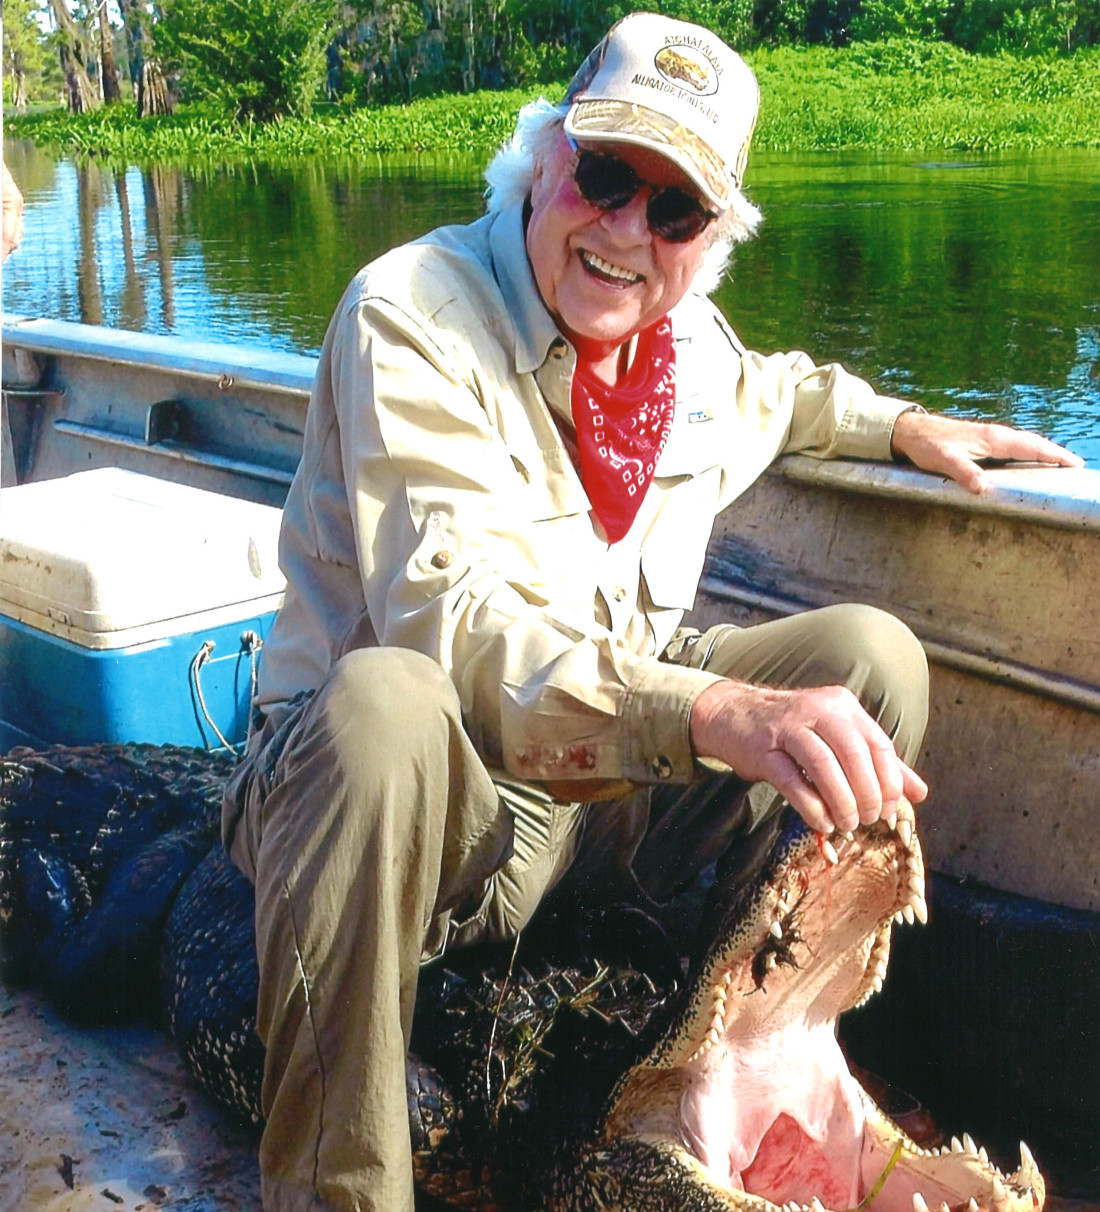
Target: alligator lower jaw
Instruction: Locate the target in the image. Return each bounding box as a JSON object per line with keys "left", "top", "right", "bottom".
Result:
{"left": 595, "top": 806, "right": 1046, "bottom": 1212}
{"left": 857, "top": 1098, "right": 1045, "bottom": 1212}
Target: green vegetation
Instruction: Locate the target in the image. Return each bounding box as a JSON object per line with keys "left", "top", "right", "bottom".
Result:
{"left": 6, "top": 0, "right": 1100, "bottom": 165}
{"left": 7, "top": 0, "right": 1100, "bottom": 119}
{"left": 155, "top": 0, "right": 340, "bottom": 121}
{"left": 5, "top": 88, "right": 532, "bottom": 163}
{"left": 2, "top": 0, "right": 62, "bottom": 108}
{"left": 755, "top": 40, "right": 1100, "bottom": 150}
{"left": 8, "top": 42, "right": 1100, "bottom": 165}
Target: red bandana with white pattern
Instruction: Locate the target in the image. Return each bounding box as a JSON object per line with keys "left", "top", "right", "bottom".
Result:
{"left": 570, "top": 315, "right": 676, "bottom": 544}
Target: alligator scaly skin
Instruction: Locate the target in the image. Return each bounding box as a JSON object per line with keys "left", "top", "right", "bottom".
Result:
{"left": 0, "top": 744, "right": 1048, "bottom": 1212}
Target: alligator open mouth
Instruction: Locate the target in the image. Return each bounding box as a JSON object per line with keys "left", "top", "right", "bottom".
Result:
{"left": 555, "top": 801, "right": 1045, "bottom": 1212}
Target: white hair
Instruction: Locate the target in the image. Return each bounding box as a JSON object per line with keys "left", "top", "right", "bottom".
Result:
{"left": 484, "top": 97, "right": 763, "bottom": 295}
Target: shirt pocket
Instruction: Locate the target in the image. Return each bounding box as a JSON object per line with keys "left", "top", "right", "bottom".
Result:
{"left": 640, "top": 466, "right": 723, "bottom": 646}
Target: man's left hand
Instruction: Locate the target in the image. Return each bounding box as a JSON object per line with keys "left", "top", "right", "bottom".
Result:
{"left": 2, "top": 160, "right": 24, "bottom": 262}
{"left": 891, "top": 409, "right": 1083, "bottom": 494}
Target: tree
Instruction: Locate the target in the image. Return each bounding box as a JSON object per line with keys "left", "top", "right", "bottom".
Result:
{"left": 116, "top": 0, "right": 173, "bottom": 114}
{"left": 96, "top": 0, "right": 122, "bottom": 101}
{"left": 3, "top": 0, "right": 55, "bottom": 108}
{"left": 156, "top": 0, "right": 340, "bottom": 119}
{"left": 48, "top": 0, "right": 100, "bottom": 111}
{"left": 947, "top": 0, "right": 1100, "bottom": 52}
{"left": 850, "top": 0, "right": 950, "bottom": 40}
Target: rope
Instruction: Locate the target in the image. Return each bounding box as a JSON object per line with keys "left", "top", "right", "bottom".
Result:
{"left": 241, "top": 629, "right": 264, "bottom": 746}
{"left": 189, "top": 630, "right": 264, "bottom": 753}
{"left": 189, "top": 641, "right": 235, "bottom": 752}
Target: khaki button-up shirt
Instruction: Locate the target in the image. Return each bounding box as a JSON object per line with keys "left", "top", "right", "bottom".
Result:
{"left": 257, "top": 202, "right": 909, "bottom": 790}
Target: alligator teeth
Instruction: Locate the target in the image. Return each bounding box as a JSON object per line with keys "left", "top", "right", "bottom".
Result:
{"left": 963, "top": 1133, "right": 978, "bottom": 1155}
{"left": 968, "top": 1200, "right": 979, "bottom": 1212}
{"left": 770, "top": 920, "right": 783, "bottom": 939}
{"left": 810, "top": 1198, "right": 826, "bottom": 1212}
{"left": 842, "top": 831, "right": 854, "bottom": 841}
{"left": 1018, "top": 1139, "right": 1040, "bottom": 1185}
{"left": 939, "top": 1202, "right": 950, "bottom": 1212}
{"left": 912, "top": 896, "right": 928, "bottom": 924}
{"left": 821, "top": 838, "right": 839, "bottom": 866}
{"left": 992, "top": 1178, "right": 1006, "bottom": 1203}
{"left": 902, "top": 904, "right": 916, "bottom": 925}
{"left": 909, "top": 874, "right": 926, "bottom": 897}
{"left": 898, "top": 818, "right": 912, "bottom": 847}
{"left": 951, "top": 1136, "right": 963, "bottom": 1153}
{"left": 913, "top": 1194, "right": 929, "bottom": 1212}
{"left": 884, "top": 809, "right": 898, "bottom": 830}
{"left": 765, "top": 953, "right": 778, "bottom": 972}
{"left": 978, "top": 1146, "right": 989, "bottom": 1165}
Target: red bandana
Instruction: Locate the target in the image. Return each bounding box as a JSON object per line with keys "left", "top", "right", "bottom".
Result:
{"left": 570, "top": 316, "right": 676, "bottom": 544}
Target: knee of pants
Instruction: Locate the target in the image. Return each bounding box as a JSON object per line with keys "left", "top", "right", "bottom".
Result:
{"left": 245, "top": 647, "right": 471, "bottom": 880}
{"left": 803, "top": 603, "right": 928, "bottom": 761}
{"left": 318, "top": 646, "right": 464, "bottom": 771}
{"left": 699, "top": 605, "right": 929, "bottom": 762}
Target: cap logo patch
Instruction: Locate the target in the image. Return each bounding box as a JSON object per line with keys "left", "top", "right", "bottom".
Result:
{"left": 654, "top": 42, "right": 719, "bottom": 96}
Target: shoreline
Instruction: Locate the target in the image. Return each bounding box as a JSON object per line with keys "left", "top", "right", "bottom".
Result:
{"left": 6, "top": 43, "right": 1100, "bottom": 169}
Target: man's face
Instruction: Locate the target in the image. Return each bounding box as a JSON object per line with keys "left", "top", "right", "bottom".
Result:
{"left": 526, "top": 130, "right": 715, "bottom": 364}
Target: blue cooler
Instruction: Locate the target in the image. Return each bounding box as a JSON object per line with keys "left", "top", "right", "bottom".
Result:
{"left": 0, "top": 468, "right": 286, "bottom": 752}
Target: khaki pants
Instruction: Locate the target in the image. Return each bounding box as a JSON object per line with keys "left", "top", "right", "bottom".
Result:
{"left": 222, "top": 604, "right": 928, "bottom": 1212}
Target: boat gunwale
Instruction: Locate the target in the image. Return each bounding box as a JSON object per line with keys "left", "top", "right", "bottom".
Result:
{"left": 772, "top": 453, "right": 1100, "bottom": 535}
{"left": 2, "top": 315, "right": 317, "bottom": 398}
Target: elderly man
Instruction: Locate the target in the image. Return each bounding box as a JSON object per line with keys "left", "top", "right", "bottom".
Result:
{"left": 222, "top": 13, "right": 1080, "bottom": 1211}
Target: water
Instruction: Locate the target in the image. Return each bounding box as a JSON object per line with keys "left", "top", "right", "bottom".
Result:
{"left": 4, "top": 139, "right": 1099, "bottom": 463}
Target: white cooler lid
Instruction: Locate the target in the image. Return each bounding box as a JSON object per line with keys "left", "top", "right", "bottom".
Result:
{"left": 0, "top": 468, "right": 286, "bottom": 649}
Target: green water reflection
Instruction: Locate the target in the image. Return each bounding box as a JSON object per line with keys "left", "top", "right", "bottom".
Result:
{"left": 3, "top": 140, "right": 1099, "bottom": 460}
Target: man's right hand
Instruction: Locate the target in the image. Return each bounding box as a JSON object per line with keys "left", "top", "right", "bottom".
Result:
{"left": 689, "top": 678, "right": 928, "bottom": 835}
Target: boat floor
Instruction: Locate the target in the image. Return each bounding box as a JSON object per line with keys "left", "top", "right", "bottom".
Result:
{"left": 0, "top": 984, "right": 260, "bottom": 1211}
{"left": 2, "top": 983, "right": 1096, "bottom": 1212}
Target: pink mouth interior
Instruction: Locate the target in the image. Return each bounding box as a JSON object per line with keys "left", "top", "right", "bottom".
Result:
{"left": 608, "top": 829, "right": 1030, "bottom": 1212}
{"left": 681, "top": 1015, "right": 868, "bottom": 1207}
{"left": 672, "top": 844, "right": 951, "bottom": 1212}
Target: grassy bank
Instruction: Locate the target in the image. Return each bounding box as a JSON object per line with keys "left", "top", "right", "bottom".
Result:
{"left": 8, "top": 42, "right": 1100, "bottom": 166}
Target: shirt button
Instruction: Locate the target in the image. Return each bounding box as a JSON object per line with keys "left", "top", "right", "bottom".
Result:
{"left": 650, "top": 755, "right": 673, "bottom": 780}
{"left": 431, "top": 550, "right": 453, "bottom": 570}
{"left": 612, "top": 586, "right": 627, "bottom": 602}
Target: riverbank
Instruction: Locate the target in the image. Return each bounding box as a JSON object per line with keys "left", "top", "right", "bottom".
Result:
{"left": 7, "top": 42, "right": 1100, "bottom": 167}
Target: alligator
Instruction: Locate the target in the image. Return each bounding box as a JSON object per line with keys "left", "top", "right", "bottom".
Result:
{"left": 0, "top": 743, "right": 1046, "bottom": 1212}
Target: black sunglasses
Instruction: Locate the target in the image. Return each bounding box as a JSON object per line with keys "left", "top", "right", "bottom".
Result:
{"left": 572, "top": 148, "right": 717, "bottom": 244}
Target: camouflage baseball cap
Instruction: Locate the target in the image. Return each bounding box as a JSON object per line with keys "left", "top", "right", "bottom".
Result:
{"left": 563, "top": 12, "right": 759, "bottom": 210}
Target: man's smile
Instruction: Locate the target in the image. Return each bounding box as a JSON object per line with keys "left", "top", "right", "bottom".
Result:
{"left": 579, "top": 248, "right": 645, "bottom": 286}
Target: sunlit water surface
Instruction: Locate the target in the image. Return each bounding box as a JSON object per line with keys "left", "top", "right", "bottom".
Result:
{"left": 3, "top": 141, "right": 1099, "bottom": 464}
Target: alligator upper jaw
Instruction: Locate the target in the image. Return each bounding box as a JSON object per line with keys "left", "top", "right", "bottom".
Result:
{"left": 599, "top": 804, "right": 1046, "bottom": 1212}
